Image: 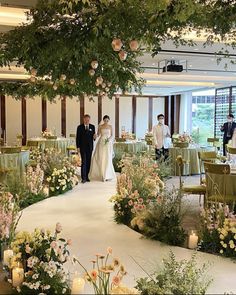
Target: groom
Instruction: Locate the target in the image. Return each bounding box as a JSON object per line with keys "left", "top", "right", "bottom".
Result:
{"left": 76, "top": 114, "right": 96, "bottom": 183}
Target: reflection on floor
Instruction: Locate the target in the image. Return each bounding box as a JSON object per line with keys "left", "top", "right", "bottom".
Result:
{"left": 15, "top": 176, "right": 236, "bottom": 294}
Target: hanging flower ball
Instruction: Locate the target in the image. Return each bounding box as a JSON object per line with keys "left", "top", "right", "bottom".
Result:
{"left": 89, "top": 69, "right": 95, "bottom": 76}
{"left": 53, "top": 85, "right": 58, "bottom": 90}
{"left": 70, "top": 78, "right": 76, "bottom": 85}
{"left": 30, "top": 68, "right": 37, "bottom": 76}
{"left": 118, "top": 50, "right": 128, "bottom": 61}
{"left": 102, "top": 82, "right": 106, "bottom": 89}
{"left": 95, "top": 81, "right": 100, "bottom": 87}
{"left": 91, "top": 60, "right": 99, "bottom": 69}
{"left": 60, "top": 74, "right": 67, "bottom": 81}
{"left": 112, "top": 38, "right": 123, "bottom": 52}
{"left": 129, "top": 40, "right": 139, "bottom": 51}
{"left": 96, "top": 76, "right": 103, "bottom": 85}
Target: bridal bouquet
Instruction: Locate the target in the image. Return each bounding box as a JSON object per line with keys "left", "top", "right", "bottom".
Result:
{"left": 104, "top": 137, "right": 110, "bottom": 145}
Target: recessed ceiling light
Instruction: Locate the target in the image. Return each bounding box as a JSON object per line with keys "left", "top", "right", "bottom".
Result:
{"left": 189, "top": 65, "right": 193, "bottom": 67}
{"left": 152, "top": 63, "right": 155, "bottom": 66}
{"left": 194, "top": 48, "right": 199, "bottom": 51}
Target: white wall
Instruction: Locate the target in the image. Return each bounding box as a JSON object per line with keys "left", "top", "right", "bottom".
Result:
{"left": 119, "top": 96, "right": 132, "bottom": 134}
{"left": 102, "top": 96, "right": 115, "bottom": 132}
{"left": 4, "top": 95, "right": 168, "bottom": 143}
{"left": 47, "top": 99, "right": 61, "bottom": 136}
{"left": 27, "top": 97, "right": 42, "bottom": 139}
{"left": 136, "top": 97, "right": 148, "bottom": 139}
{"left": 66, "top": 97, "right": 80, "bottom": 136}
{"left": 6, "top": 96, "right": 21, "bottom": 145}
{"left": 153, "top": 97, "right": 165, "bottom": 127}
{"left": 179, "top": 92, "right": 192, "bottom": 133}
{"left": 85, "top": 96, "right": 98, "bottom": 128}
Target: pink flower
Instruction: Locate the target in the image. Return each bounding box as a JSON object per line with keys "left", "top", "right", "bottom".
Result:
{"left": 90, "top": 269, "right": 98, "bottom": 281}
{"left": 107, "top": 247, "right": 113, "bottom": 254}
{"left": 112, "top": 275, "right": 121, "bottom": 286}
{"left": 128, "top": 200, "right": 133, "bottom": 206}
{"left": 67, "top": 239, "right": 72, "bottom": 246}
{"left": 55, "top": 222, "right": 62, "bottom": 233}
{"left": 50, "top": 241, "right": 57, "bottom": 249}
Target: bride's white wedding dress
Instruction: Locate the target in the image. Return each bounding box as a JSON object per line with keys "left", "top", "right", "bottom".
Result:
{"left": 89, "top": 128, "right": 116, "bottom": 181}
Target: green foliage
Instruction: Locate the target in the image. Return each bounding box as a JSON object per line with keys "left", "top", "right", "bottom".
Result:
{"left": 137, "top": 189, "right": 187, "bottom": 246}
{"left": 0, "top": 0, "right": 235, "bottom": 99}
{"left": 136, "top": 251, "right": 212, "bottom": 295}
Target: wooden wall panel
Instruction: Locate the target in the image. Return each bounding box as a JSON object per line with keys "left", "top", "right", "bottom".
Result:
{"left": 42, "top": 99, "right": 47, "bottom": 132}
{"left": 21, "top": 98, "right": 27, "bottom": 145}
{"left": 153, "top": 97, "right": 165, "bottom": 127}
{"left": 61, "top": 97, "right": 66, "bottom": 137}
{"left": 0, "top": 95, "right": 6, "bottom": 141}
{"left": 115, "top": 96, "right": 119, "bottom": 138}
{"left": 132, "top": 96, "right": 137, "bottom": 134}
{"left": 80, "top": 96, "right": 85, "bottom": 124}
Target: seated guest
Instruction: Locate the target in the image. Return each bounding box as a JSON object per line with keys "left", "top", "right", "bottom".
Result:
{"left": 153, "top": 114, "right": 171, "bottom": 160}
{"left": 220, "top": 114, "right": 236, "bottom": 156}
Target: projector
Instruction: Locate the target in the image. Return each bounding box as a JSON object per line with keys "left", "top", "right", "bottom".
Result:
{"left": 163, "top": 62, "right": 183, "bottom": 73}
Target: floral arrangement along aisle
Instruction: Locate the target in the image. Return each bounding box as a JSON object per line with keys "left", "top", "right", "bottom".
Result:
{"left": 73, "top": 247, "right": 139, "bottom": 295}
{"left": 110, "top": 154, "right": 164, "bottom": 225}
{"left": 199, "top": 204, "right": 236, "bottom": 257}
{"left": 9, "top": 223, "right": 71, "bottom": 294}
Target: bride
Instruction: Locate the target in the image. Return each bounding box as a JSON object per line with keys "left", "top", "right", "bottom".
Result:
{"left": 89, "top": 115, "right": 116, "bottom": 181}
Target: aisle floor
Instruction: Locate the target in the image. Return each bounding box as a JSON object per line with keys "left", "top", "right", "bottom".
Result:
{"left": 17, "top": 177, "right": 236, "bottom": 294}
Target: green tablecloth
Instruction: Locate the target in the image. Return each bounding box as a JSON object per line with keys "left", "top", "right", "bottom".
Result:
{"left": 207, "top": 172, "right": 236, "bottom": 197}
{"left": 27, "top": 138, "right": 71, "bottom": 154}
{"left": 113, "top": 141, "right": 147, "bottom": 155}
{"left": 0, "top": 151, "right": 30, "bottom": 175}
{"left": 169, "top": 146, "right": 201, "bottom": 176}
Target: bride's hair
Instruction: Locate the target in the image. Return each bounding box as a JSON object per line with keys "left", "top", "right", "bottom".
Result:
{"left": 103, "top": 115, "right": 110, "bottom": 121}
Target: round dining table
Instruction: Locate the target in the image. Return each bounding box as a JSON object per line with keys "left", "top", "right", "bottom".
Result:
{"left": 113, "top": 140, "right": 147, "bottom": 155}
{"left": 0, "top": 150, "right": 30, "bottom": 176}
{"left": 27, "top": 137, "right": 71, "bottom": 154}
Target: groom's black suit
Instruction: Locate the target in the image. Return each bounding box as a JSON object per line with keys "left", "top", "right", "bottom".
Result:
{"left": 76, "top": 124, "right": 95, "bottom": 181}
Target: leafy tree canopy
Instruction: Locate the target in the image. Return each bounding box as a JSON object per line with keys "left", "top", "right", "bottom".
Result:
{"left": 0, "top": 0, "right": 235, "bottom": 101}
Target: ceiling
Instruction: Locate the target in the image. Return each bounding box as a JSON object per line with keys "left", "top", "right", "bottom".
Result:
{"left": 0, "top": 3, "right": 236, "bottom": 96}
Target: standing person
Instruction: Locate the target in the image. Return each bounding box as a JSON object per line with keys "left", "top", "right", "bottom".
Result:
{"left": 76, "top": 114, "right": 96, "bottom": 183}
{"left": 220, "top": 114, "right": 236, "bottom": 156}
{"left": 153, "top": 114, "right": 171, "bottom": 160}
{"left": 89, "top": 115, "right": 116, "bottom": 181}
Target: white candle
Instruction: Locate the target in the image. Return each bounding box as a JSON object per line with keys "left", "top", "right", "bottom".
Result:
{"left": 188, "top": 232, "right": 199, "bottom": 249}
{"left": 3, "top": 249, "right": 13, "bottom": 267}
{"left": 71, "top": 277, "right": 85, "bottom": 294}
{"left": 12, "top": 266, "right": 24, "bottom": 287}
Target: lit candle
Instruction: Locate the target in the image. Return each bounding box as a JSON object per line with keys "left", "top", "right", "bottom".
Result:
{"left": 188, "top": 231, "right": 199, "bottom": 249}
{"left": 12, "top": 265, "right": 24, "bottom": 287}
{"left": 71, "top": 275, "right": 85, "bottom": 294}
{"left": 3, "top": 249, "right": 14, "bottom": 267}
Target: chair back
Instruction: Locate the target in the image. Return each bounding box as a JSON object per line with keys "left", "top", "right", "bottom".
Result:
{"left": 204, "top": 162, "right": 230, "bottom": 175}
{"left": 227, "top": 146, "right": 236, "bottom": 155}
{"left": 199, "top": 151, "right": 217, "bottom": 161}
{"left": 207, "top": 137, "right": 219, "bottom": 143}
{"left": 204, "top": 162, "right": 230, "bottom": 204}
{"left": 176, "top": 155, "right": 184, "bottom": 189}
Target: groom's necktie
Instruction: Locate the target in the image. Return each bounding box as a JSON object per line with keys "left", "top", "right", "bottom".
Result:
{"left": 85, "top": 125, "right": 89, "bottom": 131}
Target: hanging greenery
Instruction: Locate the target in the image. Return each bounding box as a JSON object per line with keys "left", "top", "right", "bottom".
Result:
{"left": 0, "top": 0, "right": 235, "bottom": 101}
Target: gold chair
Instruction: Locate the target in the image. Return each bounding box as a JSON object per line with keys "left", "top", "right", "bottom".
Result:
{"left": 198, "top": 151, "right": 219, "bottom": 184}
{"left": 67, "top": 134, "right": 77, "bottom": 157}
{"left": 176, "top": 155, "right": 206, "bottom": 205}
{"left": 204, "top": 162, "right": 235, "bottom": 205}
{"left": 207, "top": 137, "right": 219, "bottom": 144}
{"left": 227, "top": 145, "right": 236, "bottom": 155}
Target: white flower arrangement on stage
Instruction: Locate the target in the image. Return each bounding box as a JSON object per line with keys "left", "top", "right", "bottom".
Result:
{"left": 41, "top": 129, "right": 54, "bottom": 138}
